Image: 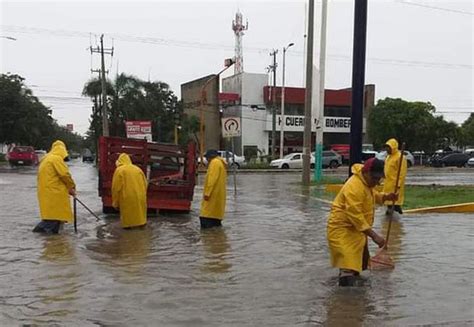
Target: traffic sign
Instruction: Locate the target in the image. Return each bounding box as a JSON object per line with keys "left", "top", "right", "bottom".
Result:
{"left": 222, "top": 117, "right": 241, "bottom": 138}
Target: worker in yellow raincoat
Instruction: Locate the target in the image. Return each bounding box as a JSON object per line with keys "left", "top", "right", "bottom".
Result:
{"left": 34, "top": 140, "right": 76, "bottom": 234}
{"left": 112, "top": 153, "right": 148, "bottom": 228}
{"left": 383, "top": 138, "right": 407, "bottom": 215}
{"left": 200, "top": 149, "right": 227, "bottom": 228}
{"left": 327, "top": 158, "right": 398, "bottom": 286}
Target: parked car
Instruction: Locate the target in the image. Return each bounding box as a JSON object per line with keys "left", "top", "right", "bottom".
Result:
{"left": 8, "top": 146, "right": 38, "bottom": 166}
{"left": 376, "top": 150, "right": 415, "bottom": 167}
{"left": 430, "top": 153, "right": 469, "bottom": 167}
{"left": 362, "top": 150, "right": 378, "bottom": 162}
{"left": 82, "top": 149, "right": 94, "bottom": 163}
{"left": 464, "top": 148, "right": 474, "bottom": 157}
{"left": 467, "top": 157, "right": 474, "bottom": 167}
{"left": 270, "top": 152, "right": 315, "bottom": 169}
{"left": 331, "top": 144, "right": 350, "bottom": 163}
{"left": 34, "top": 150, "right": 47, "bottom": 162}
{"left": 312, "top": 150, "right": 342, "bottom": 169}
{"left": 199, "top": 150, "right": 245, "bottom": 168}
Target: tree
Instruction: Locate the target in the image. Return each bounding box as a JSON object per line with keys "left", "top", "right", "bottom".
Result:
{"left": 367, "top": 98, "right": 463, "bottom": 152}
{"left": 0, "top": 73, "right": 83, "bottom": 151}
{"left": 83, "top": 73, "right": 183, "bottom": 145}
{"left": 459, "top": 113, "right": 474, "bottom": 147}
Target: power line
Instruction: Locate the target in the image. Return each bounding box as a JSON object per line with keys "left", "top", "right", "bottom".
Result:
{"left": 2, "top": 24, "right": 472, "bottom": 70}
{"left": 396, "top": 0, "right": 474, "bottom": 16}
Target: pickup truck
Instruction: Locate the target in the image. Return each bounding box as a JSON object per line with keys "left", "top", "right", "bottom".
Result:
{"left": 98, "top": 136, "right": 197, "bottom": 213}
{"left": 8, "top": 146, "right": 39, "bottom": 166}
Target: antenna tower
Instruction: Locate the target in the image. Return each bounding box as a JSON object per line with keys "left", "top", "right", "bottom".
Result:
{"left": 232, "top": 11, "right": 248, "bottom": 74}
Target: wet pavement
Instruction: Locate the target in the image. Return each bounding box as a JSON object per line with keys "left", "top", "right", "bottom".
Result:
{"left": 0, "top": 161, "right": 473, "bottom": 325}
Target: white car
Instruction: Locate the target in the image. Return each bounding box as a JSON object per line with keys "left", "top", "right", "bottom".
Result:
{"left": 199, "top": 150, "right": 245, "bottom": 168}
{"left": 376, "top": 150, "right": 415, "bottom": 167}
{"left": 467, "top": 157, "right": 474, "bottom": 168}
{"left": 270, "top": 152, "right": 315, "bottom": 169}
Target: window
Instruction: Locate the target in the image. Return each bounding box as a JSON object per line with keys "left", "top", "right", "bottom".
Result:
{"left": 292, "top": 154, "right": 301, "bottom": 160}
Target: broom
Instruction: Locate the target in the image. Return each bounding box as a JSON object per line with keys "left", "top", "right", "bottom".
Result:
{"left": 370, "top": 142, "right": 405, "bottom": 270}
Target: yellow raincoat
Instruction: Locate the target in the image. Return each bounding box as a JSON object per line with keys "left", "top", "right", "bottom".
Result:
{"left": 200, "top": 157, "right": 227, "bottom": 220}
{"left": 37, "top": 140, "right": 76, "bottom": 223}
{"left": 327, "top": 164, "right": 385, "bottom": 272}
{"left": 112, "top": 153, "right": 148, "bottom": 228}
{"left": 383, "top": 138, "right": 407, "bottom": 205}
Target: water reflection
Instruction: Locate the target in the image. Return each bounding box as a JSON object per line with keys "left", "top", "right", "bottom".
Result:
{"left": 324, "top": 285, "right": 371, "bottom": 326}
{"left": 33, "top": 235, "right": 79, "bottom": 324}
{"left": 40, "top": 234, "right": 76, "bottom": 262}
{"left": 380, "top": 215, "right": 405, "bottom": 261}
{"left": 200, "top": 228, "right": 231, "bottom": 274}
{"left": 87, "top": 223, "right": 152, "bottom": 281}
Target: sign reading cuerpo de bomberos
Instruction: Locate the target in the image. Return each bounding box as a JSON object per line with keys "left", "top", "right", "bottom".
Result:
{"left": 125, "top": 121, "right": 153, "bottom": 142}
{"left": 265, "top": 115, "right": 365, "bottom": 133}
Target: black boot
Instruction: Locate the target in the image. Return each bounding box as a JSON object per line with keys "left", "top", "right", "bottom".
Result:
{"left": 339, "top": 275, "right": 357, "bottom": 287}
{"left": 395, "top": 205, "right": 403, "bottom": 214}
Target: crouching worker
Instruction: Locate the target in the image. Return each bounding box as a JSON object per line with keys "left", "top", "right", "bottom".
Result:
{"left": 200, "top": 150, "right": 227, "bottom": 229}
{"left": 112, "top": 153, "right": 147, "bottom": 229}
{"left": 327, "top": 158, "right": 398, "bottom": 287}
{"left": 34, "top": 140, "right": 76, "bottom": 234}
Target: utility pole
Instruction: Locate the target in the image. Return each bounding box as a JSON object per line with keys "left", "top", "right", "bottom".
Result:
{"left": 315, "top": 0, "right": 328, "bottom": 182}
{"left": 90, "top": 34, "right": 114, "bottom": 137}
{"left": 302, "top": 0, "right": 315, "bottom": 185}
{"left": 280, "top": 43, "right": 294, "bottom": 159}
{"left": 269, "top": 49, "right": 278, "bottom": 159}
{"left": 349, "top": 0, "right": 368, "bottom": 176}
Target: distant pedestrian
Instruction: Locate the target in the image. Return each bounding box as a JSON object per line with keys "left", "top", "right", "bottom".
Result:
{"left": 383, "top": 138, "right": 407, "bottom": 215}
{"left": 327, "top": 158, "right": 398, "bottom": 286}
{"left": 34, "top": 140, "right": 76, "bottom": 234}
{"left": 200, "top": 149, "right": 227, "bottom": 228}
{"left": 112, "top": 153, "right": 148, "bottom": 229}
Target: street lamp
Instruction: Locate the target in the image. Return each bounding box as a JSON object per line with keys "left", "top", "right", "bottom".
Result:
{"left": 199, "top": 58, "right": 235, "bottom": 167}
{"left": 280, "top": 42, "right": 294, "bottom": 159}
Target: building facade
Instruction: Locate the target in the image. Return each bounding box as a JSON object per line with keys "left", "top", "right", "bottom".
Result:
{"left": 181, "top": 72, "right": 375, "bottom": 158}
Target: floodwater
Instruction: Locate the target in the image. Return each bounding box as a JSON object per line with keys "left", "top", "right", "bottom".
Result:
{"left": 0, "top": 162, "right": 473, "bottom": 326}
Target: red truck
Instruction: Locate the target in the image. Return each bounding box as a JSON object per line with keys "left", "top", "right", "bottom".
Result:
{"left": 98, "top": 136, "right": 197, "bottom": 213}
{"left": 7, "top": 146, "right": 39, "bottom": 166}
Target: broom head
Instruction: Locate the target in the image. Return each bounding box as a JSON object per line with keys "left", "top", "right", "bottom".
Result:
{"left": 370, "top": 247, "right": 395, "bottom": 270}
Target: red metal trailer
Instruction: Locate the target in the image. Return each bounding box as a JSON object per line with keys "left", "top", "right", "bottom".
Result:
{"left": 98, "top": 136, "right": 197, "bottom": 213}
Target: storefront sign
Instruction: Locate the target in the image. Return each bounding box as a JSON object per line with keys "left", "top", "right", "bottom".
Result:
{"left": 265, "top": 115, "right": 364, "bottom": 133}
{"left": 125, "top": 121, "right": 152, "bottom": 142}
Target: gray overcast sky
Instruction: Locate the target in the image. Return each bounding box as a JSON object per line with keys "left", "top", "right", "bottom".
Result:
{"left": 1, "top": 0, "right": 472, "bottom": 135}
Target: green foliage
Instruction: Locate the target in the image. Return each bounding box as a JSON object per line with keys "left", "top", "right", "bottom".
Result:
{"left": 0, "top": 73, "right": 84, "bottom": 151}
{"left": 367, "top": 98, "right": 463, "bottom": 152}
{"left": 460, "top": 113, "right": 474, "bottom": 146}
{"left": 83, "top": 73, "right": 186, "bottom": 146}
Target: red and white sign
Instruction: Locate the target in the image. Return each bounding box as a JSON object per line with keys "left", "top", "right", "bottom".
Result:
{"left": 125, "top": 121, "right": 152, "bottom": 142}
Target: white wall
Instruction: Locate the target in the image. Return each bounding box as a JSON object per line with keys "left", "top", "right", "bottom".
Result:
{"left": 222, "top": 72, "right": 269, "bottom": 156}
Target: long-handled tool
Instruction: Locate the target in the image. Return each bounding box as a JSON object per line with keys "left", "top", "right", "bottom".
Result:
{"left": 73, "top": 197, "right": 77, "bottom": 233}
{"left": 73, "top": 196, "right": 102, "bottom": 228}
{"left": 370, "top": 142, "right": 405, "bottom": 270}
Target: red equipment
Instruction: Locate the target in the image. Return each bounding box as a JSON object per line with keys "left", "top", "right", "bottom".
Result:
{"left": 98, "top": 136, "right": 197, "bottom": 213}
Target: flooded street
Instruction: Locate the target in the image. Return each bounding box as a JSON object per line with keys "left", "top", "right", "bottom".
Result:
{"left": 0, "top": 161, "right": 473, "bottom": 326}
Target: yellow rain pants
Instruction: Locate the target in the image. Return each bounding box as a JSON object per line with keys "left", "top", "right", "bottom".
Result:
{"left": 112, "top": 153, "right": 148, "bottom": 228}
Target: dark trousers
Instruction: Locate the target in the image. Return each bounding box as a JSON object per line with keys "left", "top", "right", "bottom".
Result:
{"left": 33, "top": 220, "right": 62, "bottom": 234}
{"left": 199, "top": 217, "right": 222, "bottom": 229}
{"left": 387, "top": 205, "right": 403, "bottom": 214}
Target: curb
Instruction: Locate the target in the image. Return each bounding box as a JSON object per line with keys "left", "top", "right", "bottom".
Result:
{"left": 404, "top": 202, "right": 474, "bottom": 214}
